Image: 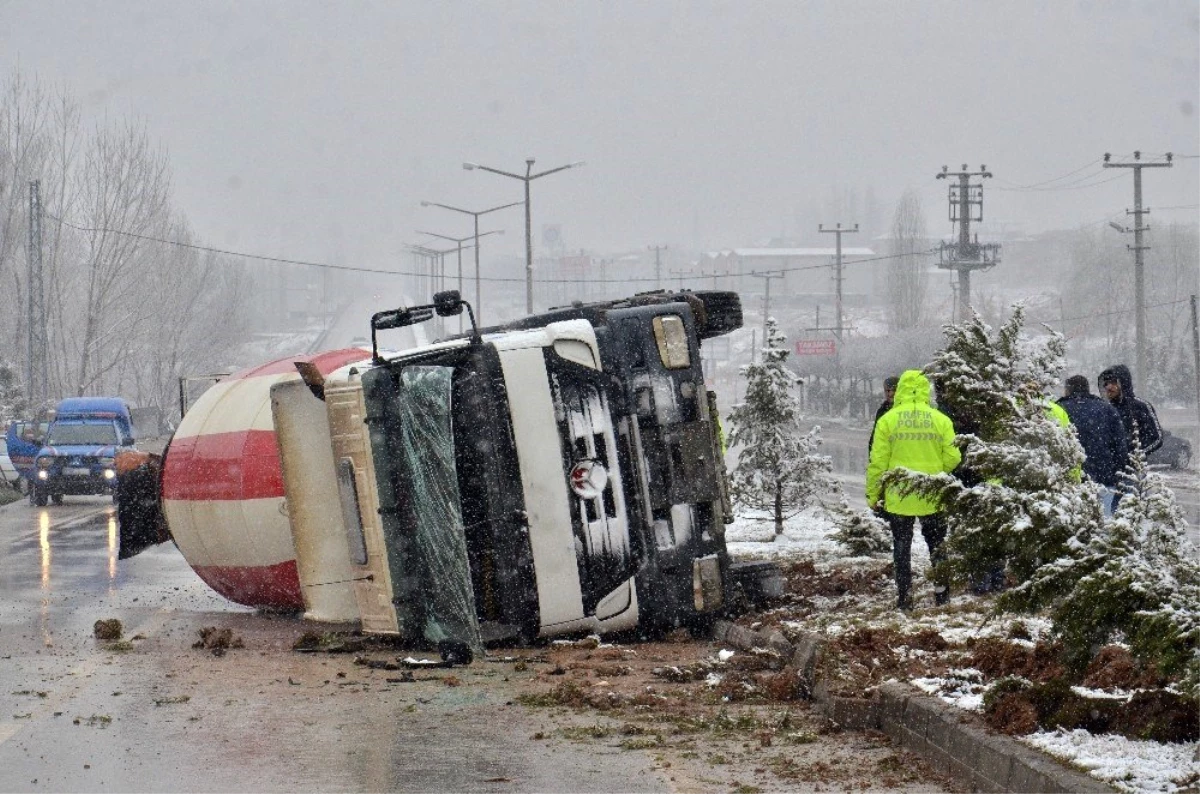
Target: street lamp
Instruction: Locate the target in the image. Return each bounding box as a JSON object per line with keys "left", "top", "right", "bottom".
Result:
{"left": 405, "top": 243, "right": 458, "bottom": 298}
{"left": 416, "top": 229, "right": 503, "bottom": 332}
{"left": 420, "top": 199, "right": 521, "bottom": 325}
{"left": 462, "top": 158, "right": 585, "bottom": 314}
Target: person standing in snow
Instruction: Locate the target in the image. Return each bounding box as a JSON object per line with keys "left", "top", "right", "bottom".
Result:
{"left": 866, "top": 369, "right": 962, "bottom": 609}
{"left": 1058, "top": 375, "right": 1128, "bottom": 516}
{"left": 1097, "top": 364, "right": 1163, "bottom": 457}
{"left": 867, "top": 375, "right": 899, "bottom": 454}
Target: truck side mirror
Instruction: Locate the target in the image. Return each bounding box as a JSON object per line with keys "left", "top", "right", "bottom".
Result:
{"left": 433, "top": 290, "right": 463, "bottom": 317}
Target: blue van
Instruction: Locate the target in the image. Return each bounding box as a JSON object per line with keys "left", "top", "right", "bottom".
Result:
{"left": 31, "top": 397, "right": 135, "bottom": 506}
{"left": 6, "top": 419, "right": 49, "bottom": 486}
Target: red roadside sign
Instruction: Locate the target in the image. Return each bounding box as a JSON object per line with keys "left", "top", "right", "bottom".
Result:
{"left": 794, "top": 339, "right": 837, "bottom": 356}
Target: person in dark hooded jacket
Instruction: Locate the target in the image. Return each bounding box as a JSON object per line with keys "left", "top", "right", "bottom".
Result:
{"left": 1097, "top": 364, "right": 1162, "bottom": 456}
{"left": 1059, "top": 374, "right": 1128, "bottom": 515}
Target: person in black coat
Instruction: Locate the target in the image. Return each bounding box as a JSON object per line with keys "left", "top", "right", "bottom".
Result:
{"left": 1097, "top": 364, "right": 1163, "bottom": 456}
{"left": 867, "top": 375, "right": 899, "bottom": 454}
{"left": 1059, "top": 375, "right": 1128, "bottom": 515}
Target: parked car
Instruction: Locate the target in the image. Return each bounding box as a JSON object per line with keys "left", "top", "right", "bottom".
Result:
{"left": 1147, "top": 430, "right": 1192, "bottom": 470}
{"left": 0, "top": 438, "right": 19, "bottom": 489}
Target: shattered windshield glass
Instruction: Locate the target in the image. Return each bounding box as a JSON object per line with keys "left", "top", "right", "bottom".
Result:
{"left": 367, "top": 363, "right": 482, "bottom": 657}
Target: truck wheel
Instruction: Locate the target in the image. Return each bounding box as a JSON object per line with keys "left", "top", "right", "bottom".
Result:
{"left": 51, "top": 493, "right": 64, "bottom": 506}
{"left": 691, "top": 291, "right": 742, "bottom": 339}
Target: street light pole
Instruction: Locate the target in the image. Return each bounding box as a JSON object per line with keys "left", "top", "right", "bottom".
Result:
{"left": 463, "top": 158, "right": 584, "bottom": 315}
{"left": 420, "top": 199, "right": 522, "bottom": 325}
{"left": 417, "top": 229, "right": 503, "bottom": 333}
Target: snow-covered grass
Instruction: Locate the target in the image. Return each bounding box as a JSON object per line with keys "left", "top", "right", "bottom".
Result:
{"left": 725, "top": 506, "right": 843, "bottom": 558}
{"left": 1023, "top": 730, "right": 1199, "bottom": 794}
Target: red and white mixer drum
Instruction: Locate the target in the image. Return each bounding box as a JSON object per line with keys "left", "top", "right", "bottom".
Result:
{"left": 162, "top": 349, "right": 370, "bottom": 609}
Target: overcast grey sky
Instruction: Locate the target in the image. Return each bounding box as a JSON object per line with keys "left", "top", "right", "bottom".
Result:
{"left": 2, "top": 0, "right": 1197, "bottom": 268}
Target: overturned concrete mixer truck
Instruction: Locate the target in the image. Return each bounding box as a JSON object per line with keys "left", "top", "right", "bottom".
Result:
{"left": 118, "top": 289, "right": 782, "bottom": 658}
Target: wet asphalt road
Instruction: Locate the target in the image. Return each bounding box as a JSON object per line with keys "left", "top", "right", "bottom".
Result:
{"left": 0, "top": 497, "right": 669, "bottom": 793}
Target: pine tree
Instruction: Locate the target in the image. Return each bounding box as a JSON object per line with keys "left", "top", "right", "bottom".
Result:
{"left": 727, "top": 319, "right": 834, "bottom": 537}
{"left": 1008, "top": 446, "right": 1200, "bottom": 691}
{"left": 883, "top": 306, "right": 1098, "bottom": 585}
{"left": 828, "top": 496, "right": 893, "bottom": 556}
{"left": 0, "top": 358, "right": 28, "bottom": 425}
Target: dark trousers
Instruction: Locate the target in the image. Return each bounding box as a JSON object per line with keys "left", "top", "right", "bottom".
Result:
{"left": 885, "top": 511, "right": 947, "bottom": 606}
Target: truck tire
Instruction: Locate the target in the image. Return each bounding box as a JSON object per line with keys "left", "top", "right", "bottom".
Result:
{"left": 691, "top": 291, "right": 742, "bottom": 339}
{"left": 51, "top": 493, "right": 64, "bottom": 506}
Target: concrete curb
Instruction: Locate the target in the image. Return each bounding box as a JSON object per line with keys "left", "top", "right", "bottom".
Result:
{"left": 712, "top": 620, "right": 1115, "bottom": 793}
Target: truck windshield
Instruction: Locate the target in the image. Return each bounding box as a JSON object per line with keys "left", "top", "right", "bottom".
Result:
{"left": 362, "top": 362, "right": 482, "bottom": 656}
{"left": 46, "top": 423, "right": 118, "bottom": 447}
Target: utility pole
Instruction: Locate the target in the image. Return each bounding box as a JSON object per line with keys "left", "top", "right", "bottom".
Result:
{"left": 1104, "top": 151, "right": 1173, "bottom": 383}
{"left": 648, "top": 245, "right": 668, "bottom": 290}
{"left": 818, "top": 222, "right": 858, "bottom": 340}
{"left": 750, "top": 271, "right": 784, "bottom": 343}
{"left": 27, "top": 180, "right": 47, "bottom": 409}
{"left": 1191, "top": 294, "right": 1199, "bottom": 435}
{"left": 936, "top": 164, "right": 1000, "bottom": 321}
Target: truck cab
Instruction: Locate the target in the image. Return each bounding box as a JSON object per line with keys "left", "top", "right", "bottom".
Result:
{"left": 318, "top": 290, "right": 740, "bottom": 655}
{"left": 31, "top": 397, "right": 135, "bottom": 506}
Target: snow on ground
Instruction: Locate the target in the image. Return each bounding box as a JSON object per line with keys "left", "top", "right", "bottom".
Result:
{"left": 1022, "top": 730, "right": 1199, "bottom": 794}
{"left": 725, "top": 505, "right": 1196, "bottom": 794}
{"left": 726, "top": 506, "right": 856, "bottom": 559}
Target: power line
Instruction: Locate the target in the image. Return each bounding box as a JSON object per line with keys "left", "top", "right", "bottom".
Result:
{"left": 993, "top": 158, "right": 1102, "bottom": 190}
{"left": 44, "top": 209, "right": 938, "bottom": 284}
{"left": 991, "top": 171, "right": 1126, "bottom": 192}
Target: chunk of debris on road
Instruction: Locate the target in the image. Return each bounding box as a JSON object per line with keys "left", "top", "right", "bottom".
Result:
{"left": 193, "top": 626, "right": 244, "bottom": 656}
{"left": 291, "top": 630, "right": 370, "bottom": 654}
{"left": 93, "top": 619, "right": 123, "bottom": 641}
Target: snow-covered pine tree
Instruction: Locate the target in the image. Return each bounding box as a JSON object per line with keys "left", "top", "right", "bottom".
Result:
{"left": 882, "top": 305, "right": 1098, "bottom": 586}
{"left": 828, "top": 496, "right": 893, "bottom": 556}
{"left": 1006, "top": 445, "right": 1200, "bottom": 691}
{"left": 0, "top": 358, "right": 28, "bottom": 425}
{"left": 727, "top": 318, "right": 834, "bottom": 537}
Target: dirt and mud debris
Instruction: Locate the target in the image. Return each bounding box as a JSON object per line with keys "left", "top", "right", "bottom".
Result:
{"left": 779, "top": 558, "right": 892, "bottom": 600}
{"left": 193, "top": 626, "right": 244, "bottom": 656}
{"left": 1081, "top": 645, "right": 1162, "bottom": 690}
{"left": 354, "top": 656, "right": 401, "bottom": 671}
{"left": 970, "top": 637, "right": 1064, "bottom": 682}
{"left": 981, "top": 675, "right": 1198, "bottom": 742}
{"left": 93, "top": 619, "right": 123, "bottom": 641}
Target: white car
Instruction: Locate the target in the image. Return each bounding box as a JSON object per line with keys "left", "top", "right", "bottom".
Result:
{"left": 0, "top": 439, "right": 20, "bottom": 489}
